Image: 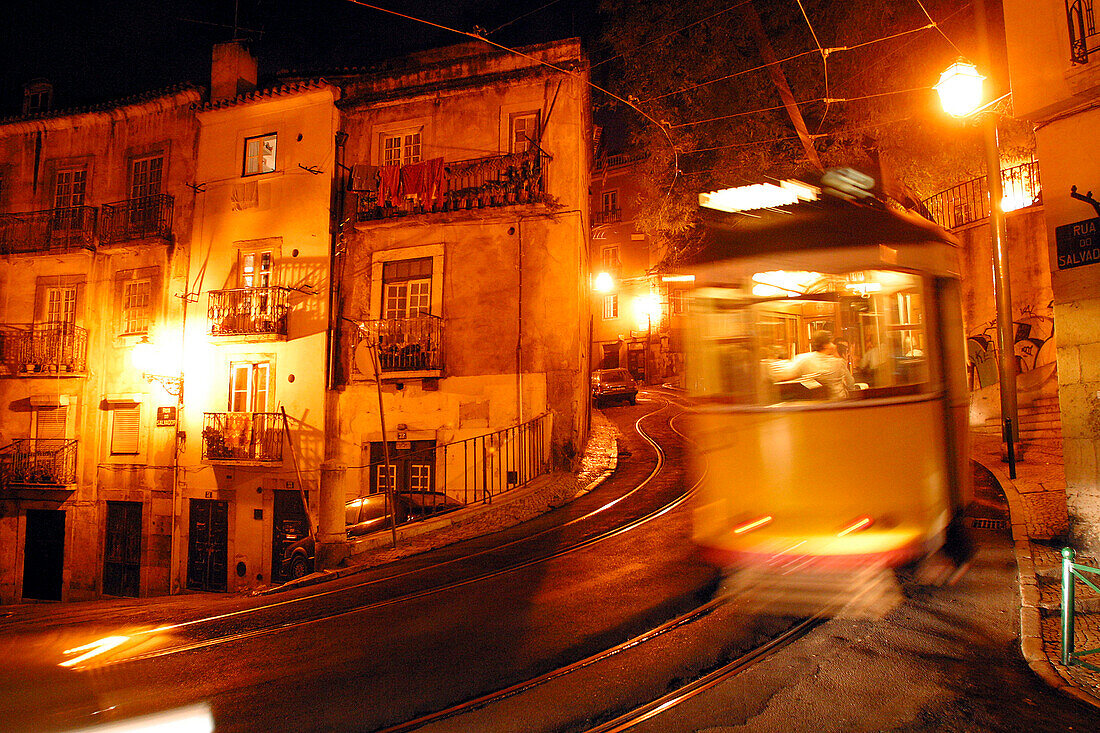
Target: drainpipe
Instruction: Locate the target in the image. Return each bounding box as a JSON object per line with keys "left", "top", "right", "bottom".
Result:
{"left": 318, "top": 128, "right": 349, "bottom": 570}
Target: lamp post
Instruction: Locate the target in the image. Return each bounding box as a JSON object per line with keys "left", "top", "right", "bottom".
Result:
{"left": 936, "top": 60, "right": 1019, "bottom": 471}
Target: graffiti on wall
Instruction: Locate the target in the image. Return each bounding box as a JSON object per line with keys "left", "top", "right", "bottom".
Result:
{"left": 966, "top": 302, "right": 1055, "bottom": 389}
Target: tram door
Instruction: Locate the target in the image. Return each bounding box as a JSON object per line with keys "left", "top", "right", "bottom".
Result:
{"left": 23, "top": 509, "right": 65, "bottom": 601}
{"left": 271, "top": 490, "right": 309, "bottom": 583}
{"left": 104, "top": 501, "right": 142, "bottom": 597}
{"left": 187, "top": 499, "right": 228, "bottom": 592}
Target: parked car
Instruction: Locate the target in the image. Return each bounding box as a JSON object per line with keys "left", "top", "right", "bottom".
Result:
{"left": 282, "top": 490, "right": 462, "bottom": 579}
{"left": 591, "top": 368, "right": 638, "bottom": 407}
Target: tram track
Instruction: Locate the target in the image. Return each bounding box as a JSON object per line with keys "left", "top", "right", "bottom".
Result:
{"left": 75, "top": 394, "right": 699, "bottom": 669}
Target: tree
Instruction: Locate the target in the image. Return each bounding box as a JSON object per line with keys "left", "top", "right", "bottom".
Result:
{"left": 595, "top": 0, "right": 1032, "bottom": 263}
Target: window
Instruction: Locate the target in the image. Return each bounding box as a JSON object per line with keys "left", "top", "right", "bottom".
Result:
{"left": 510, "top": 112, "right": 541, "bottom": 154}
{"left": 243, "top": 133, "right": 277, "bottom": 176}
{"left": 671, "top": 290, "right": 686, "bottom": 315}
{"left": 121, "top": 279, "right": 151, "bottom": 335}
{"left": 382, "top": 258, "right": 432, "bottom": 320}
{"left": 600, "top": 246, "right": 620, "bottom": 271}
{"left": 111, "top": 405, "right": 141, "bottom": 454}
{"left": 602, "top": 191, "right": 618, "bottom": 214}
{"left": 34, "top": 406, "right": 68, "bottom": 440}
{"left": 55, "top": 168, "right": 86, "bottom": 208}
{"left": 603, "top": 294, "right": 618, "bottom": 320}
{"left": 410, "top": 463, "right": 431, "bottom": 491}
{"left": 240, "top": 250, "right": 274, "bottom": 288}
{"left": 229, "top": 362, "right": 270, "bottom": 413}
{"left": 131, "top": 155, "right": 164, "bottom": 199}
{"left": 382, "top": 131, "right": 421, "bottom": 167}
{"left": 375, "top": 464, "right": 396, "bottom": 494}
{"left": 46, "top": 287, "right": 77, "bottom": 325}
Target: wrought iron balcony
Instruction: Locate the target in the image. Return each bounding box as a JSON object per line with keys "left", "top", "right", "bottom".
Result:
{"left": 921, "top": 160, "right": 1042, "bottom": 230}
{"left": 0, "top": 206, "right": 97, "bottom": 255}
{"left": 356, "top": 149, "right": 546, "bottom": 221}
{"left": 100, "top": 194, "right": 174, "bottom": 244}
{"left": 0, "top": 323, "right": 88, "bottom": 375}
{"left": 358, "top": 315, "right": 443, "bottom": 374}
{"left": 208, "top": 287, "right": 291, "bottom": 337}
{"left": 592, "top": 207, "right": 622, "bottom": 225}
{"left": 0, "top": 439, "right": 78, "bottom": 487}
{"left": 202, "top": 412, "right": 283, "bottom": 462}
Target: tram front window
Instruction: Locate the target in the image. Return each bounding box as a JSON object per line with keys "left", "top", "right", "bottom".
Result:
{"left": 690, "top": 270, "right": 933, "bottom": 404}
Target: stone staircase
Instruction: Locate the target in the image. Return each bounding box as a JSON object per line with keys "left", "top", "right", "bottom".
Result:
{"left": 974, "top": 394, "right": 1063, "bottom": 441}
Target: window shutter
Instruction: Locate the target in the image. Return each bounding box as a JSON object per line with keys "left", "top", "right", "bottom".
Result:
{"left": 111, "top": 406, "right": 141, "bottom": 454}
{"left": 35, "top": 406, "right": 67, "bottom": 440}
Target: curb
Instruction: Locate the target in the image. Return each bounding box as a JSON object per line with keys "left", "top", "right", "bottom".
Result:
{"left": 972, "top": 453, "right": 1100, "bottom": 710}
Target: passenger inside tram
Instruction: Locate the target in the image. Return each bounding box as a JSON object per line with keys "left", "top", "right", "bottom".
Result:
{"left": 690, "top": 269, "right": 932, "bottom": 405}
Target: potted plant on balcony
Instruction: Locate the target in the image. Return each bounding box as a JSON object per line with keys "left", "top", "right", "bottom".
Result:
{"left": 202, "top": 427, "right": 232, "bottom": 459}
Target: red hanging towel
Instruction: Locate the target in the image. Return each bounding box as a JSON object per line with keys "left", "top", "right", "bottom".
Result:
{"left": 424, "top": 157, "right": 445, "bottom": 209}
{"left": 380, "top": 165, "right": 401, "bottom": 206}
{"left": 400, "top": 161, "right": 428, "bottom": 204}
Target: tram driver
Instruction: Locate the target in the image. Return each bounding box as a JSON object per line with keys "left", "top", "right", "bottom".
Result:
{"left": 770, "top": 330, "right": 855, "bottom": 400}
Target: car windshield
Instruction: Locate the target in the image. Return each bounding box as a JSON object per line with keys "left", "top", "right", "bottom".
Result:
{"left": 600, "top": 369, "right": 632, "bottom": 381}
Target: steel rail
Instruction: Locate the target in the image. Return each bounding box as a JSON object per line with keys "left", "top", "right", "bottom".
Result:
{"left": 81, "top": 394, "right": 696, "bottom": 668}
{"left": 583, "top": 614, "right": 827, "bottom": 733}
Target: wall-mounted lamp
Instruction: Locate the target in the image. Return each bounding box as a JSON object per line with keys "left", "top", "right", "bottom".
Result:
{"left": 132, "top": 335, "right": 183, "bottom": 397}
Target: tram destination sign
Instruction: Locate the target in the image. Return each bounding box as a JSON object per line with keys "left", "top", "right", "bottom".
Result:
{"left": 1056, "top": 217, "right": 1100, "bottom": 270}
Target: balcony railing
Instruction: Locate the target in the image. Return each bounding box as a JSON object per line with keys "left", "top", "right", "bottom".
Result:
{"left": 202, "top": 412, "right": 283, "bottom": 462}
{"left": 1068, "top": 0, "right": 1100, "bottom": 64}
{"left": 100, "top": 194, "right": 174, "bottom": 244}
{"left": 921, "top": 160, "right": 1042, "bottom": 230}
{"left": 356, "top": 149, "right": 546, "bottom": 221}
{"left": 592, "top": 207, "right": 622, "bottom": 225}
{"left": 0, "top": 323, "right": 88, "bottom": 375}
{"left": 0, "top": 439, "right": 78, "bottom": 487}
{"left": 357, "top": 315, "right": 444, "bottom": 374}
{"left": 0, "top": 206, "right": 97, "bottom": 255}
{"left": 208, "top": 287, "right": 291, "bottom": 337}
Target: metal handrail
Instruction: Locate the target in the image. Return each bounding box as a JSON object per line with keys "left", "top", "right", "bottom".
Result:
{"left": 201, "top": 412, "right": 284, "bottom": 462}
{"left": 100, "top": 193, "right": 174, "bottom": 243}
{"left": 358, "top": 412, "right": 552, "bottom": 516}
{"left": 0, "top": 205, "right": 97, "bottom": 255}
{"left": 0, "top": 322, "right": 88, "bottom": 374}
{"left": 0, "top": 439, "right": 79, "bottom": 486}
{"left": 1061, "top": 547, "right": 1100, "bottom": 671}
{"left": 357, "top": 315, "right": 444, "bottom": 373}
{"left": 208, "top": 287, "right": 291, "bottom": 337}
{"left": 920, "top": 160, "right": 1041, "bottom": 229}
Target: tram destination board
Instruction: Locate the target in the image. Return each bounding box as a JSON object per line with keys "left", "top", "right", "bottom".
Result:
{"left": 1056, "top": 217, "right": 1100, "bottom": 270}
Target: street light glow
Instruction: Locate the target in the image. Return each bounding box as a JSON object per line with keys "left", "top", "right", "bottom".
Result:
{"left": 632, "top": 293, "right": 661, "bottom": 331}
{"left": 594, "top": 271, "right": 615, "bottom": 293}
{"left": 935, "top": 60, "right": 985, "bottom": 117}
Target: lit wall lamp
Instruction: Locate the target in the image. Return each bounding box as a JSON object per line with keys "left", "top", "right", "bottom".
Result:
{"left": 132, "top": 335, "right": 183, "bottom": 397}
{"left": 593, "top": 271, "right": 615, "bottom": 293}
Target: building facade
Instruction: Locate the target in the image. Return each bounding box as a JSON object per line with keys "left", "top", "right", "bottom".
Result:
{"left": 1002, "top": 0, "right": 1100, "bottom": 552}
{"left": 589, "top": 152, "right": 687, "bottom": 385}
{"left": 0, "top": 85, "right": 200, "bottom": 602}
{"left": 0, "top": 38, "right": 592, "bottom": 601}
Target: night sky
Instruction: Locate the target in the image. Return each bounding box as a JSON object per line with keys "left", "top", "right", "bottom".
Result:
{"left": 1, "top": 0, "right": 600, "bottom": 116}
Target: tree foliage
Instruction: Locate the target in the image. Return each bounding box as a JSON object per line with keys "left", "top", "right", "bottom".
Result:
{"left": 595, "top": 0, "right": 1033, "bottom": 263}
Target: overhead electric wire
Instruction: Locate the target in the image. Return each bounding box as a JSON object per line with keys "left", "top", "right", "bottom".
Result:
{"left": 914, "top": 0, "right": 965, "bottom": 56}
{"left": 342, "top": 0, "right": 682, "bottom": 201}
{"left": 794, "top": 0, "right": 830, "bottom": 131}
{"left": 591, "top": 1, "right": 751, "bottom": 70}
{"left": 487, "top": 0, "right": 567, "bottom": 36}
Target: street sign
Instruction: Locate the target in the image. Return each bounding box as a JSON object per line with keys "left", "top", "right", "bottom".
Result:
{"left": 1055, "top": 217, "right": 1100, "bottom": 270}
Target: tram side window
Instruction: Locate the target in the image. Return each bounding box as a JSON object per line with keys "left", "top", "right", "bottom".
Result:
{"left": 689, "top": 271, "right": 933, "bottom": 405}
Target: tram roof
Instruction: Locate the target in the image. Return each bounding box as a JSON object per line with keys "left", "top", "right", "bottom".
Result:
{"left": 690, "top": 198, "right": 957, "bottom": 265}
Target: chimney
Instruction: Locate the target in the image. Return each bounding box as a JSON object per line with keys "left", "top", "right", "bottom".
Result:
{"left": 22, "top": 79, "right": 53, "bottom": 115}
{"left": 211, "top": 41, "right": 258, "bottom": 103}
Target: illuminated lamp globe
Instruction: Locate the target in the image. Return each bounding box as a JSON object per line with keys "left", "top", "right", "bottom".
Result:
{"left": 935, "top": 60, "right": 985, "bottom": 118}
{"left": 593, "top": 271, "right": 614, "bottom": 293}
{"left": 131, "top": 335, "right": 157, "bottom": 373}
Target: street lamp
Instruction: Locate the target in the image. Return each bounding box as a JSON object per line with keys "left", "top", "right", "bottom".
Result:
{"left": 633, "top": 293, "right": 661, "bottom": 384}
{"left": 131, "top": 335, "right": 183, "bottom": 397}
{"left": 937, "top": 59, "right": 1019, "bottom": 470}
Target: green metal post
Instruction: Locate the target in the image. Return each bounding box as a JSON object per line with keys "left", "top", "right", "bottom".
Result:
{"left": 1063, "top": 546, "right": 1076, "bottom": 666}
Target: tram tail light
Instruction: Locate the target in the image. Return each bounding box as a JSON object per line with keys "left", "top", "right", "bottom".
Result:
{"left": 733, "top": 515, "right": 773, "bottom": 534}
{"left": 837, "top": 516, "right": 875, "bottom": 537}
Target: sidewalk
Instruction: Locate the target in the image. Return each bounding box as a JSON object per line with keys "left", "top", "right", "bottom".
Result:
{"left": 969, "top": 430, "right": 1100, "bottom": 709}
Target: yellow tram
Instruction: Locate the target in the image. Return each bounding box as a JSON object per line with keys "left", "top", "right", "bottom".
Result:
{"left": 685, "top": 183, "right": 970, "bottom": 574}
